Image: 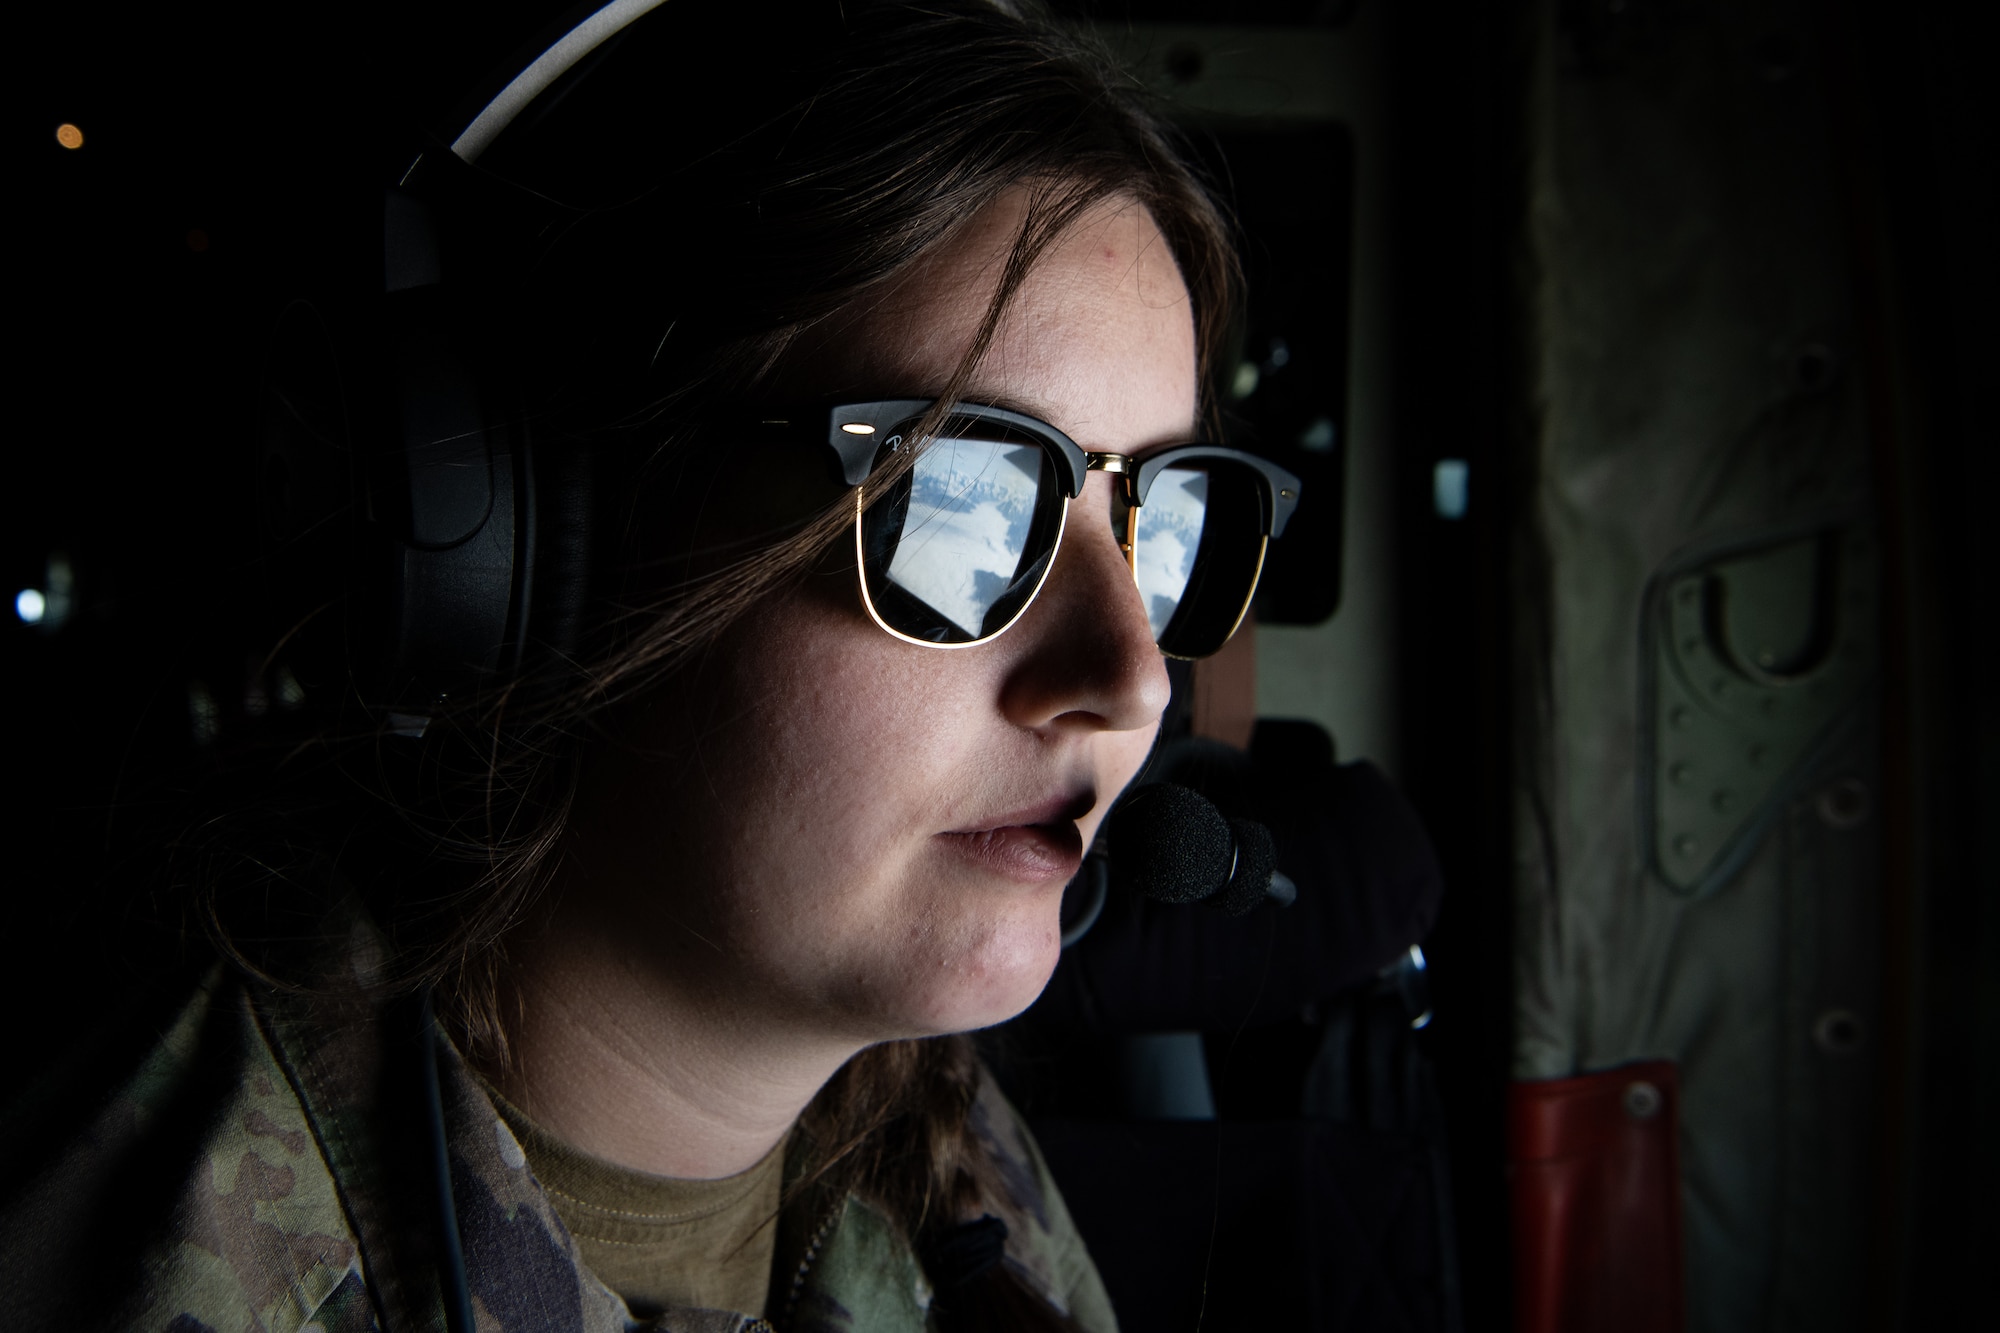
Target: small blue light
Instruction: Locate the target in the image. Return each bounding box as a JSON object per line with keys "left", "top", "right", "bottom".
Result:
{"left": 15, "top": 589, "right": 46, "bottom": 624}
{"left": 1433, "top": 459, "right": 1469, "bottom": 520}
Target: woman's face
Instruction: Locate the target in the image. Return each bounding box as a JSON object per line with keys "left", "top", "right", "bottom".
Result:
{"left": 564, "top": 193, "right": 1194, "bottom": 1046}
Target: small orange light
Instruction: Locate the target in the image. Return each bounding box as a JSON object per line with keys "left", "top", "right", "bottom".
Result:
{"left": 55, "top": 123, "right": 84, "bottom": 150}
{"left": 186, "top": 229, "right": 210, "bottom": 252}
{"left": 840, "top": 422, "right": 876, "bottom": 435}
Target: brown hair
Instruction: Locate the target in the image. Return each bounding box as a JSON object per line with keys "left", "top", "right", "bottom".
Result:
{"left": 200, "top": 2, "right": 1236, "bottom": 1325}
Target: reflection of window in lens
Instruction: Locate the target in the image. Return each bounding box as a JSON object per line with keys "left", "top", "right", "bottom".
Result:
{"left": 1135, "top": 467, "right": 1208, "bottom": 638}
{"left": 887, "top": 439, "right": 1044, "bottom": 637}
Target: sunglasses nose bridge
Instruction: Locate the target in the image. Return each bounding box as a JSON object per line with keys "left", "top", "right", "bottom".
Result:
{"left": 1083, "top": 451, "right": 1142, "bottom": 571}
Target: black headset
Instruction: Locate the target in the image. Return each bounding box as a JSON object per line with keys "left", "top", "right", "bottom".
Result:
{"left": 284, "top": 9, "right": 695, "bottom": 1325}
{"left": 259, "top": 0, "right": 681, "bottom": 733}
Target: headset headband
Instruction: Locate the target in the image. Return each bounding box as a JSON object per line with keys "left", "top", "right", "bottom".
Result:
{"left": 353, "top": 2, "right": 685, "bottom": 720}
{"left": 448, "top": 0, "right": 675, "bottom": 163}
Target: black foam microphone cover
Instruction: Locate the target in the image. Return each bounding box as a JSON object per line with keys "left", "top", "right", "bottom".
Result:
{"left": 1109, "top": 783, "right": 1234, "bottom": 905}
{"left": 1110, "top": 782, "right": 1281, "bottom": 915}
{"left": 1207, "top": 817, "right": 1277, "bottom": 917}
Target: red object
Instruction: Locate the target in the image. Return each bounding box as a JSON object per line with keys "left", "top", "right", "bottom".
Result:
{"left": 1508, "top": 1060, "right": 1685, "bottom": 1333}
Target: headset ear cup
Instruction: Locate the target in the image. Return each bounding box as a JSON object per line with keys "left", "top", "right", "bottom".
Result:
{"left": 375, "top": 275, "right": 517, "bottom": 712}
{"left": 372, "top": 184, "right": 607, "bottom": 717}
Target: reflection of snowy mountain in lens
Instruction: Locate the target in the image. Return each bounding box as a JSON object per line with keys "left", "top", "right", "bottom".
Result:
{"left": 1135, "top": 467, "right": 1208, "bottom": 637}
{"left": 886, "top": 437, "right": 1042, "bottom": 637}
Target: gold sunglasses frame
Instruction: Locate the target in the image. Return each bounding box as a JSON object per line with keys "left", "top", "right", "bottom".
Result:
{"left": 811, "top": 400, "right": 1300, "bottom": 659}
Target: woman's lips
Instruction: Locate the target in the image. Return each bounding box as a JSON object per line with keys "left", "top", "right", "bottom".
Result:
{"left": 938, "top": 793, "right": 1092, "bottom": 882}
{"left": 937, "top": 821, "right": 1086, "bottom": 882}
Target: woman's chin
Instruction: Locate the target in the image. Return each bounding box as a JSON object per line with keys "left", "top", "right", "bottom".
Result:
{"left": 888, "top": 920, "right": 1065, "bottom": 1038}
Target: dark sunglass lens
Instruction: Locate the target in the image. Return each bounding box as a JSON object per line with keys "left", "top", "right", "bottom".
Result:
{"left": 1144, "top": 462, "right": 1268, "bottom": 658}
{"left": 860, "top": 433, "right": 1064, "bottom": 644}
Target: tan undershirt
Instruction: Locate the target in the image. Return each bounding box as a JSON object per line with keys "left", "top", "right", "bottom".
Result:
{"left": 487, "top": 1087, "right": 786, "bottom": 1318}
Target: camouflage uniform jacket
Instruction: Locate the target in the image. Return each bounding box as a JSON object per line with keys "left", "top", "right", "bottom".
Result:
{"left": 0, "top": 949, "right": 1117, "bottom": 1333}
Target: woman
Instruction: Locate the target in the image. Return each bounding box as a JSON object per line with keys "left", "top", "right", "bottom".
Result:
{"left": 1, "top": 2, "right": 1293, "bottom": 1328}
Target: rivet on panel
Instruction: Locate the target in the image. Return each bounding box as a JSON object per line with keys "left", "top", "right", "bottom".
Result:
{"left": 1813, "top": 1009, "right": 1863, "bottom": 1055}
{"left": 1624, "top": 1081, "right": 1663, "bottom": 1119}
{"left": 1817, "top": 779, "right": 1869, "bottom": 830}
{"left": 1673, "top": 833, "right": 1699, "bottom": 858}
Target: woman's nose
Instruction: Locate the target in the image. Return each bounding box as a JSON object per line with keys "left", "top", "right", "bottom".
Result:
{"left": 997, "top": 472, "right": 1172, "bottom": 734}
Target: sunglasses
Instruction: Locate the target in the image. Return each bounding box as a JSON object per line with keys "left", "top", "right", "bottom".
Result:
{"left": 761, "top": 400, "right": 1300, "bottom": 659}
